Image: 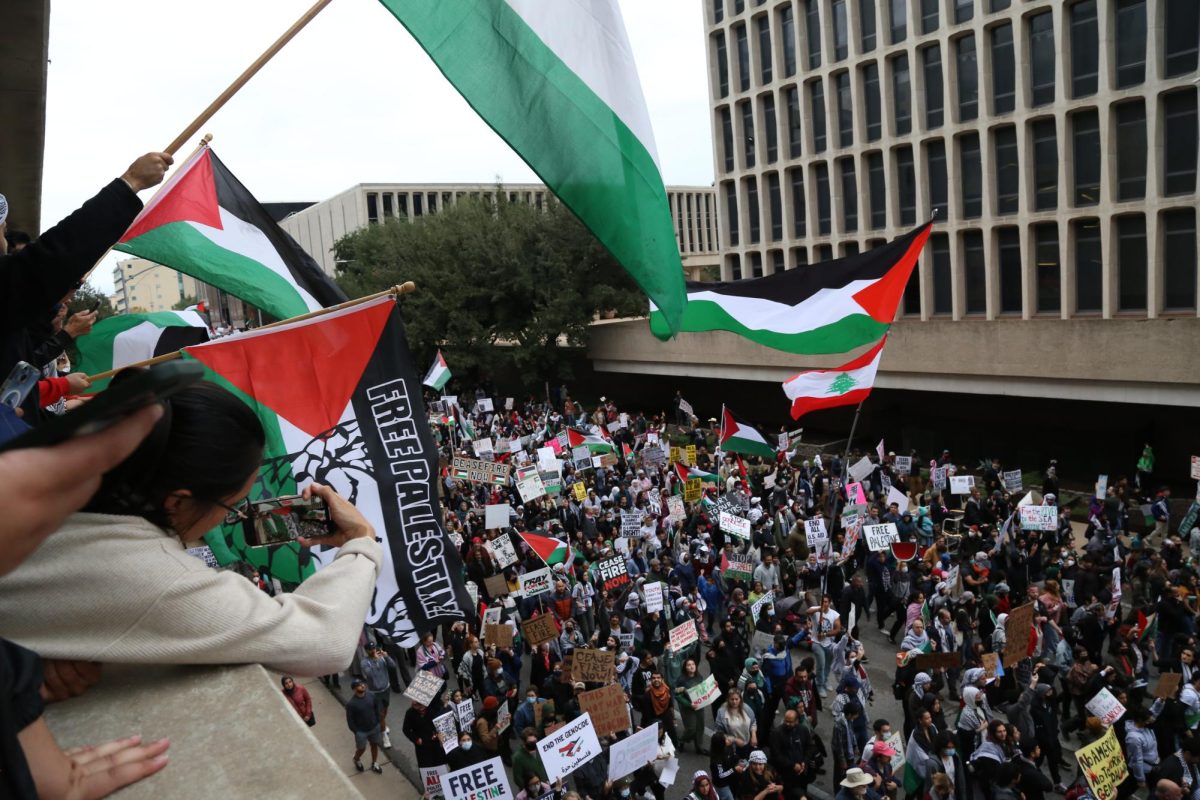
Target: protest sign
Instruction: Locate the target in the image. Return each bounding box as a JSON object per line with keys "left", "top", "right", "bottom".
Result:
{"left": 540, "top": 469, "right": 562, "bottom": 496}
{"left": 621, "top": 511, "right": 642, "bottom": 538}
{"left": 751, "top": 630, "right": 776, "bottom": 654}
{"left": 1095, "top": 474, "right": 1108, "bottom": 501}
{"left": 522, "top": 615, "right": 560, "bottom": 648}
{"left": 949, "top": 475, "right": 975, "bottom": 494}
{"left": 687, "top": 675, "right": 720, "bottom": 709}
{"left": 517, "top": 471, "right": 547, "bottom": 502}
{"left": 642, "top": 446, "right": 666, "bottom": 466}
{"left": 848, "top": 456, "right": 874, "bottom": 482}
{"left": 572, "top": 445, "right": 592, "bottom": 471}
{"left": 668, "top": 620, "right": 700, "bottom": 652}
{"left": 805, "top": 517, "right": 828, "bottom": 548}
{"left": 486, "top": 536, "right": 518, "bottom": 568}
{"left": 477, "top": 398, "right": 494, "bottom": 413}
{"left": 1074, "top": 726, "right": 1127, "bottom": 800}
{"left": 484, "top": 574, "right": 510, "bottom": 597}
{"left": 777, "top": 433, "right": 788, "bottom": 451}
{"left": 578, "top": 684, "right": 632, "bottom": 737}
{"left": 1192, "top": 456, "right": 1200, "bottom": 481}
{"left": 404, "top": 671, "right": 445, "bottom": 706}
{"left": 608, "top": 722, "right": 659, "bottom": 781}
{"left": 686, "top": 445, "right": 697, "bottom": 465}
{"left": 931, "top": 466, "right": 947, "bottom": 490}
{"left": 1002, "top": 469, "right": 1023, "bottom": 493}
{"left": 719, "top": 511, "right": 751, "bottom": 539}
{"left": 846, "top": 481, "right": 867, "bottom": 505}
{"left": 750, "top": 591, "right": 774, "bottom": 624}
{"left": 482, "top": 606, "right": 502, "bottom": 626}
{"left": 678, "top": 398, "right": 693, "bottom": 418}
{"left": 440, "top": 757, "right": 512, "bottom": 800}
{"left": 538, "top": 714, "right": 602, "bottom": 780}
{"left": 913, "top": 652, "right": 961, "bottom": 671}
{"left": 598, "top": 555, "right": 631, "bottom": 593}
{"left": 422, "top": 765, "right": 450, "bottom": 800}
{"left": 520, "top": 568, "right": 552, "bottom": 598}
{"left": 667, "top": 496, "right": 686, "bottom": 523}
{"left": 684, "top": 478, "right": 702, "bottom": 502}
{"left": 572, "top": 649, "right": 615, "bottom": 683}
{"left": 724, "top": 558, "right": 753, "bottom": 581}
{"left": 981, "top": 652, "right": 999, "bottom": 681}
{"left": 1003, "top": 603, "right": 1034, "bottom": 666}
{"left": 597, "top": 452, "right": 618, "bottom": 468}
{"left": 466, "top": 580, "right": 478, "bottom": 608}
{"left": 537, "top": 447, "right": 558, "bottom": 472}
{"left": 644, "top": 581, "right": 664, "bottom": 613}
{"left": 894, "top": 455, "right": 913, "bottom": 475}
{"left": 763, "top": 473, "right": 776, "bottom": 490}
{"left": 434, "top": 711, "right": 460, "bottom": 753}
{"left": 1156, "top": 672, "right": 1182, "bottom": 699}
{"left": 669, "top": 446, "right": 682, "bottom": 464}
{"left": 485, "top": 622, "right": 514, "bottom": 648}
{"left": 573, "top": 481, "right": 587, "bottom": 502}
{"left": 484, "top": 504, "right": 509, "bottom": 530}
{"left": 618, "top": 632, "right": 634, "bottom": 652}
{"left": 883, "top": 732, "right": 906, "bottom": 773}
{"left": 456, "top": 699, "right": 475, "bottom": 730}
{"left": 1061, "top": 578, "right": 1076, "bottom": 606}
{"left": 1018, "top": 505, "right": 1057, "bottom": 531}
{"left": 864, "top": 523, "right": 900, "bottom": 552}
{"left": 494, "top": 438, "right": 510, "bottom": 454}
{"left": 886, "top": 485, "right": 909, "bottom": 511}
{"left": 606, "top": 420, "right": 622, "bottom": 433}
{"left": 472, "top": 437, "right": 494, "bottom": 457}
{"left": 496, "top": 701, "right": 511, "bottom": 732}
{"left": 451, "top": 456, "right": 511, "bottom": 486}
{"left": 1085, "top": 687, "right": 1126, "bottom": 726}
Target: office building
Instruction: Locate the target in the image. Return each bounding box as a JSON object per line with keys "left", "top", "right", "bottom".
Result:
{"left": 111, "top": 257, "right": 201, "bottom": 314}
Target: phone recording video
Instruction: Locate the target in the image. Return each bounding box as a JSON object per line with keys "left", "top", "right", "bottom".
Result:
{"left": 241, "top": 494, "right": 335, "bottom": 547}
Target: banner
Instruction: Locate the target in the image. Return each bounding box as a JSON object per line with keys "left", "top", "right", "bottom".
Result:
{"left": 607, "top": 722, "right": 659, "bottom": 781}
{"left": 538, "top": 714, "right": 603, "bottom": 780}
{"left": 864, "top": 523, "right": 900, "bottom": 552}
{"left": 577, "top": 683, "right": 632, "bottom": 737}
{"left": 1074, "top": 726, "right": 1127, "bottom": 800}
{"left": 597, "top": 555, "right": 631, "bottom": 593}
{"left": 451, "top": 455, "right": 511, "bottom": 486}
{"left": 687, "top": 674, "right": 720, "bottom": 709}
{"left": 520, "top": 568, "right": 553, "bottom": 598}
{"left": 441, "top": 757, "right": 513, "bottom": 800}
{"left": 668, "top": 620, "right": 700, "bottom": 652}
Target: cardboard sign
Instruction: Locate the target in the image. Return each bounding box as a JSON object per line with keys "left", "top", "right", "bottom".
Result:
{"left": 485, "top": 623, "right": 514, "bottom": 648}
{"left": 1002, "top": 470, "right": 1023, "bottom": 492}
{"left": 913, "top": 652, "right": 961, "bottom": 671}
{"left": 1085, "top": 687, "right": 1127, "bottom": 726}
{"left": 572, "top": 649, "right": 615, "bottom": 683}
{"left": 440, "top": 757, "right": 512, "bottom": 800}
{"left": 894, "top": 455, "right": 913, "bottom": 475}
{"left": 805, "top": 517, "right": 828, "bottom": 548}
{"left": 434, "top": 711, "right": 460, "bottom": 753}
{"left": 724, "top": 558, "right": 753, "bottom": 581}
{"left": 404, "top": 671, "right": 445, "bottom": 706}
{"left": 620, "top": 511, "right": 642, "bottom": 538}
{"left": 1156, "top": 672, "right": 1182, "bottom": 699}
{"left": 1003, "top": 603, "right": 1035, "bottom": 667}
{"left": 982, "top": 652, "right": 999, "bottom": 681}
{"left": 578, "top": 683, "right": 632, "bottom": 737}
{"left": 848, "top": 456, "right": 875, "bottom": 482}
{"left": 750, "top": 630, "right": 776, "bottom": 654}
{"left": 598, "top": 452, "right": 618, "bottom": 468}
{"left": 644, "top": 581, "right": 664, "bottom": 613}
{"left": 456, "top": 699, "right": 475, "bottom": 730}
{"left": 451, "top": 456, "right": 511, "bottom": 486}
{"left": 687, "top": 674, "right": 720, "bottom": 709}
{"left": 1018, "top": 505, "right": 1058, "bottom": 531}
{"left": 864, "top": 522, "right": 900, "bottom": 552}
{"left": 486, "top": 536, "right": 518, "bottom": 568}
{"left": 750, "top": 591, "right": 774, "bottom": 624}
{"left": 484, "top": 504, "right": 509, "bottom": 530}
{"left": 423, "top": 765, "right": 450, "bottom": 800}
{"left": 520, "top": 568, "right": 553, "bottom": 598}
{"left": 667, "top": 496, "right": 686, "bottom": 523}
{"left": 949, "top": 475, "right": 975, "bottom": 494}
{"left": 684, "top": 478, "right": 702, "bottom": 502}
{"left": 522, "top": 615, "right": 560, "bottom": 648}
{"left": 573, "top": 481, "right": 587, "bottom": 501}
{"left": 608, "top": 722, "right": 659, "bottom": 781}
{"left": 668, "top": 620, "right": 700, "bottom": 652}
{"left": 719, "top": 510, "right": 751, "bottom": 539}
{"left": 538, "top": 714, "right": 603, "bottom": 780}
{"left": 597, "top": 555, "right": 631, "bottom": 593}
{"left": 1074, "top": 726, "right": 1128, "bottom": 800}
{"left": 496, "top": 701, "right": 511, "bottom": 733}
{"left": 484, "top": 574, "right": 510, "bottom": 597}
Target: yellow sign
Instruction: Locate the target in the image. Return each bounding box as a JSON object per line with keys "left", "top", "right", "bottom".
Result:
{"left": 1074, "top": 726, "right": 1128, "bottom": 800}
{"left": 686, "top": 445, "right": 697, "bottom": 465}
{"left": 573, "top": 481, "right": 587, "bottom": 502}
{"left": 684, "top": 478, "right": 703, "bottom": 502}
{"left": 669, "top": 446, "right": 681, "bottom": 464}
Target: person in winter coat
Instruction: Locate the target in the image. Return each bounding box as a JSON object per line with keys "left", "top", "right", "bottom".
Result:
{"left": 402, "top": 700, "right": 447, "bottom": 768}
{"left": 281, "top": 675, "right": 314, "bottom": 726}
{"left": 969, "top": 720, "right": 1010, "bottom": 800}
{"left": 677, "top": 658, "right": 710, "bottom": 753}
{"left": 512, "top": 728, "right": 549, "bottom": 791}
{"left": 1013, "top": 739, "right": 1054, "bottom": 800}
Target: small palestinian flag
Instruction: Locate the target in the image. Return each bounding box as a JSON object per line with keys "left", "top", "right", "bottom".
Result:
{"left": 423, "top": 350, "right": 451, "bottom": 390}
{"left": 649, "top": 222, "right": 931, "bottom": 353}
{"left": 674, "top": 461, "right": 719, "bottom": 484}
{"left": 114, "top": 145, "right": 346, "bottom": 321}
{"left": 519, "top": 531, "right": 572, "bottom": 566}
{"left": 77, "top": 309, "right": 209, "bottom": 381}
{"left": 718, "top": 406, "right": 776, "bottom": 459}
{"left": 1136, "top": 610, "right": 1157, "bottom": 642}
{"left": 567, "top": 427, "right": 614, "bottom": 454}
{"left": 783, "top": 336, "right": 888, "bottom": 420}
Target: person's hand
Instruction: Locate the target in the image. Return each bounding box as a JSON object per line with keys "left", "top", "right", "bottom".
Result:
{"left": 63, "top": 396, "right": 92, "bottom": 411}
{"left": 65, "top": 373, "right": 91, "bottom": 394}
{"left": 20, "top": 722, "right": 169, "bottom": 800}
{"left": 64, "top": 311, "right": 97, "bottom": 339}
{"left": 299, "top": 482, "right": 374, "bottom": 547}
{"left": 120, "top": 152, "right": 173, "bottom": 192}
{"left": 40, "top": 659, "right": 102, "bottom": 702}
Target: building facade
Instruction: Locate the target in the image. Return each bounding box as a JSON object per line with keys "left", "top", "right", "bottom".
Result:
{"left": 278, "top": 183, "right": 721, "bottom": 280}
{"left": 705, "top": 0, "right": 1198, "bottom": 320}
{"left": 110, "top": 257, "right": 200, "bottom": 314}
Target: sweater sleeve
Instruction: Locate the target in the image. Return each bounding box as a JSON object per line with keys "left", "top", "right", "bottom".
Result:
{"left": 36, "top": 377, "right": 70, "bottom": 408}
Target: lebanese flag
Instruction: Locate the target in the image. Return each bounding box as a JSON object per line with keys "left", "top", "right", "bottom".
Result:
{"left": 782, "top": 336, "right": 888, "bottom": 420}
{"left": 567, "top": 427, "right": 614, "bottom": 454}
{"left": 115, "top": 145, "right": 346, "bottom": 322}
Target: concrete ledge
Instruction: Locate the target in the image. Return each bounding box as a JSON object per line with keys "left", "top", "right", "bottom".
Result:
{"left": 44, "top": 663, "right": 362, "bottom": 800}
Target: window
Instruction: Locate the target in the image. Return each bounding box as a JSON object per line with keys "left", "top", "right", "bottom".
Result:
{"left": 763, "top": 94, "right": 778, "bottom": 163}
{"left": 366, "top": 192, "right": 378, "bottom": 223}
{"left": 896, "top": 146, "right": 917, "bottom": 226}
{"left": 397, "top": 194, "right": 408, "bottom": 217}
{"left": 1164, "top": 91, "right": 1198, "bottom": 196}
{"left": 959, "top": 133, "right": 982, "bottom": 219}
{"left": 720, "top": 108, "right": 735, "bottom": 172}
{"left": 1072, "top": 109, "right": 1100, "bottom": 206}
{"left": 780, "top": 5, "right": 797, "bottom": 77}
{"left": 806, "top": 0, "right": 821, "bottom": 69}
{"left": 381, "top": 193, "right": 393, "bottom": 218}
{"left": 993, "top": 125, "right": 1019, "bottom": 215}
{"left": 785, "top": 87, "right": 802, "bottom": 158}
{"left": 833, "top": 0, "right": 848, "bottom": 61}
{"left": 768, "top": 173, "right": 783, "bottom": 241}
{"left": 1073, "top": 219, "right": 1102, "bottom": 312}
{"left": 843, "top": 242, "right": 860, "bottom": 258}
{"left": 725, "top": 182, "right": 739, "bottom": 246}
{"left": 931, "top": 233, "right": 952, "bottom": 315}
{"left": 736, "top": 24, "right": 750, "bottom": 92}
{"left": 926, "top": 139, "right": 948, "bottom": 217}
{"left": 728, "top": 254, "right": 742, "bottom": 281}
{"left": 713, "top": 0, "right": 723, "bottom": 23}
{"left": 741, "top": 101, "right": 756, "bottom": 167}
{"left": 1070, "top": 1, "right": 1098, "bottom": 98}
{"left": 836, "top": 72, "right": 853, "bottom": 147}
{"left": 890, "top": 0, "right": 906, "bottom": 44}
{"left": 1165, "top": 0, "right": 1200, "bottom": 77}
{"left": 810, "top": 79, "right": 827, "bottom": 152}
{"left": 867, "top": 152, "right": 886, "bottom": 229}
{"left": 956, "top": 35, "right": 978, "bottom": 122}
{"left": 864, "top": 62, "right": 882, "bottom": 141}
{"left": 794, "top": 248, "right": 809, "bottom": 267}
{"left": 892, "top": 55, "right": 911, "bottom": 135}
{"left": 1117, "top": 215, "right": 1147, "bottom": 312}
{"left": 1115, "top": 0, "right": 1146, "bottom": 89}
{"left": 840, "top": 158, "right": 858, "bottom": 232}
{"left": 922, "top": 46, "right": 944, "bottom": 129}
{"left": 747, "top": 177, "right": 761, "bottom": 244}
{"left": 1164, "top": 210, "right": 1197, "bottom": 311}
{"left": 990, "top": 23, "right": 1015, "bottom": 115}
{"left": 815, "top": 244, "right": 833, "bottom": 262}
{"left": 1034, "top": 223, "right": 1060, "bottom": 314}
{"left": 964, "top": 231, "right": 986, "bottom": 314}
{"left": 997, "top": 227, "right": 1022, "bottom": 313}
{"left": 903, "top": 256, "right": 922, "bottom": 315}
{"left": 790, "top": 168, "right": 806, "bottom": 237}
{"left": 750, "top": 253, "right": 764, "bottom": 278}
{"left": 921, "top": 0, "right": 939, "bottom": 34}
{"left": 758, "top": 16, "right": 773, "bottom": 84}
{"left": 1032, "top": 118, "right": 1058, "bottom": 211}
{"left": 1028, "top": 12, "right": 1055, "bottom": 107}
{"left": 955, "top": 0, "right": 973, "bottom": 23}
{"left": 859, "top": 0, "right": 877, "bottom": 51}
{"left": 990, "top": 0, "right": 1010, "bottom": 9}
{"left": 716, "top": 32, "right": 729, "bottom": 98}
{"left": 815, "top": 163, "right": 831, "bottom": 235}
{"left": 1115, "top": 101, "right": 1146, "bottom": 201}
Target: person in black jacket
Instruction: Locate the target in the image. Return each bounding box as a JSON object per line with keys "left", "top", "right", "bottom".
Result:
{"left": 1014, "top": 739, "right": 1054, "bottom": 800}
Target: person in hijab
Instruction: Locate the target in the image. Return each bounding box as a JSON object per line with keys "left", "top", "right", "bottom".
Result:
{"left": 738, "top": 657, "right": 770, "bottom": 695}
{"left": 956, "top": 683, "right": 991, "bottom": 757}
{"left": 281, "top": 675, "right": 314, "bottom": 726}
{"left": 900, "top": 619, "right": 931, "bottom": 653}
{"left": 687, "top": 770, "right": 721, "bottom": 800}
{"left": 904, "top": 672, "right": 934, "bottom": 739}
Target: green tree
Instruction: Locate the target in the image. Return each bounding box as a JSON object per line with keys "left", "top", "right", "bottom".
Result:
{"left": 335, "top": 195, "right": 644, "bottom": 385}
{"left": 66, "top": 282, "right": 114, "bottom": 320}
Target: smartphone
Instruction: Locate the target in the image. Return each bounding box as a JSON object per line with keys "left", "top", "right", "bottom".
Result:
{"left": 89, "top": 301, "right": 101, "bottom": 313}
{"left": 241, "top": 495, "right": 335, "bottom": 547}
{"left": 0, "top": 361, "right": 204, "bottom": 453}
{"left": 0, "top": 362, "right": 40, "bottom": 409}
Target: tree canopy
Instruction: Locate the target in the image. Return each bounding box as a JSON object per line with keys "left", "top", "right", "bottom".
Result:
{"left": 334, "top": 195, "right": 645, "bottom": 385}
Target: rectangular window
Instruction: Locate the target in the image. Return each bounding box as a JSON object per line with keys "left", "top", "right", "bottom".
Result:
{"left": 785, "top": 87, "right": 803, "bottom": 158}
{"left": 736, "top": 24, "right": 750, "bottom": 91}
{"left": 810, "top": 79, "right": 827, "bottom": 152}
{"left": 751, "top": 253, "right": 764, "bottom": 278}
{"left": 859, "top": 0, "right": 877, "bottom": 51}
{"left": 923, "top": 46, "right": 944, "bottom": 129}
{"left": 1164, "top": 209, "right": 1197, "bottom": 311}
{"left": 890, "top": 0, "right": 907, "bottom": 44}
{"left": 990, "top": 23, "right": 1015, "bottom": 115}
{"left": 716, "top": 32, "right": 729, "bottom": 98}
{"left": 931, "top": 233, "right": 952, "bottom": 315}
{"left": 864, "top": 63, "right": 882, "bottom": 141}
{"left": 959, "top": 133, "right": 982, "bottom": 219}
{"left": 806, "top": 0, "right": 821, "bottom": 69}
{"left": 926, "top": 139, "right": 948, "bottom": 217}
{"left": 725, "top": 183, "right": 739, "bottom": 246}
{"left": 1165, "top": 0, "right": 1200, "bottom": 76}
{"left": 735, "top": 0, "right": 745, "bottom": 12}
{"left": 713, "top": 0, "right": 723, "bottom": 23}
{"left": 728, "top": 254, "right": 742, "bottom": 281}
{"left": 993, "top": 125, "right": 1019, "bottom": 215}
{"left": 1028, "top": 12, "right": 1055, "bottom": 106}
{"left": 397, "top": 194, "right": 408, "bottom": 218}
{"left": 868, "top": 152, "right": 887, "bottom": 229}
{"left": 903, "top": 257, "right": 922, "bottom": 315}
{"left": 921, "top": 0, "right": 939, "bottom": 34}
{"left": 747, "top": 177, "right": 761, "bottom": 244}
{"left": 997, "top": 227, "right": 1023, "bottom": 313}
{"left": 1115, "top": 0, "right": 1146, "bottom": 89}
{"left": 840, "top": 158, "right": 858, "bottom": 232}
{"left": 892, "top": 55, "right": 911, "bottom": 135}
{"left": 772, "top": 251, "right": 785, "bottom": 274}
{"left": 1032, "top": 118, "right": 1058, "bottom": 211}
{"left": 1072, "top": 109, "right": 1100, "bottom": 206}
{"left": 815, "top": 244, "right": 833, "bottom": 262}
{"left": 833, "top": 0, "right": 849, "bottom": 61}
{"left": 790, "top": 168, "right": 807, "bottom": 237}
{"left": 1034, "top": 223, "right": 1061, "bottom": 314}
{"left": 843, "top": 242, "right": 860, "bottom": 258}
{"left": 768, "top": 172, "right": 783, "bottom": 241}
{"left": 1070, "top": 1, "right": 1098, "bottom": 98}
{"left": 780, "top": 5, "right": 797, "bottom": 77}
{"left": 1115, "top": 101, "right": 1147, "bottom": 201}
{"left": 1074, "top": 218, "right": 1103, "bottom": 312}
{"left": 720, "top": 108, "right": 735, "bottom": 172}
{"left": 758, "top": 16, "right": 773, "bottom": 84}
{"left": 815, "top": 163, "right": 831, "bottom": 235}
{"left": 381, "top": 193, "right": 393, "bottom": 218}
{"left": 955, "top": 0, "right": 974, "bottom": 23}
{"left": 836, "top": 71, "right": 853, "bottom": 147}
{"left": 991, "top": 0, "right": 1011, "bottom": 9}
{"left": 1164, "top": 90, "right": 1199, "bottom": 196}
{"left": 896, "top": 145, "right": 917, "bottom": 226}
{"left": 964, "top": 230, "right": 986, "bottom": 314}
{"left": 956, "top": 35, "right": 978, "bottom": 122}
{"left": 1117, "top": 215, "right": 1147, "bottom": 312}
{"left": 366, "top": 192, "right": 378, "bottom": 223}
{"left": 763, "top": 95, "right": 778, "bottom": 163}
{"left": 741, "top": 101, "right": 756, "bottom": 168}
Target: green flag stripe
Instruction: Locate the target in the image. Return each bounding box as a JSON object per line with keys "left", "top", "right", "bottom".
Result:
{"left": 649, "top": 300, "right": 890, "bottom": 354}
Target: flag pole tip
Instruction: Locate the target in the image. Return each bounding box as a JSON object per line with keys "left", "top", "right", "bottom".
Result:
{"left": 394, "top": 281, "right": 417, "bottom": 295}
{"left": 200, "top": 133, "right": 213, "bottom": 145}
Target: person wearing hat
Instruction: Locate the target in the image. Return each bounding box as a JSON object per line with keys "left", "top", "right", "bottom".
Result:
{"left": 474, "top": 695, "right": 507, "bottom": 764}
{"left": 863, "top": 738, "right": 899, "bottom": 798}
{"left": 834, "top": 768, "right": 877, "bottom": 800}
{"left": 346, "top": 678, "right": 384, "bottom": 774}
{"left": 737, "top": 749, "right": 783, "bottom": 800}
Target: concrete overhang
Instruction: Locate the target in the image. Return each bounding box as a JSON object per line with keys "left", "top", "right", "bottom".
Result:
{"left": 0, "top": 0, "right": 50, "bottom": 235}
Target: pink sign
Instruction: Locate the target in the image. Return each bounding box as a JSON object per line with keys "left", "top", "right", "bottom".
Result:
{"left": 846, "top": 482, "right": 866, "bottom": 505}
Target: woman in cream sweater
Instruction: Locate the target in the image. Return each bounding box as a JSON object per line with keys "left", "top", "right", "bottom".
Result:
{"left": 0, "top": 381, "right": 383, "bottom": 677}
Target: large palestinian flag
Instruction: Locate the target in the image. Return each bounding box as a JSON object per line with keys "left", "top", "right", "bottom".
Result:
{"left": 77, "top": 309, "right": 210, "bottom": 380}
{"left": 567, "top": 427, "right": 614, "bottom": 454}
{"left": 674, "top": 461, "right": 719, "bottom": 484}
{"left": 519, "top": 531, "right": 572, "bottom": 566}
{"left": 180, "top": 296, "right": 471, "bottom": 645}
{"left": 718, "top": 406, "right": 776, "bottom": 459}
{"left": 649, "top": 222, "right": 932, "bottom": 353}
{"left": 783, "top": 336, "right": 887, "bottom": 420}
{"left": 114, "top": 145, "right": 347, "bottom": 321}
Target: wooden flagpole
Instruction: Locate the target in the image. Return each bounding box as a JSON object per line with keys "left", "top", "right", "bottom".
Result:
{"left": 86, "top": 281, "right": 416, "bottom": 382}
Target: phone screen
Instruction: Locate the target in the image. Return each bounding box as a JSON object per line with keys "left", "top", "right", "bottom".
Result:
{"left": 242, "top": 495, "right": 333, "bottom": 547}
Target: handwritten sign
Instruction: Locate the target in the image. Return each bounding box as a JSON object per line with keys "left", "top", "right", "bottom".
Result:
{"left": 423, "top": 765, "right": 450, "bottom": 800}
{"left": 1156, "top": 672, "right": 1182, "bottom": 699}
{"left": 1085, "top": 687, "right": 1127, "bottom": 726}
{"left": 520, "top": 567, "right": 553, "bottom": 598}
{"left": 913, "top": 652, "right": 961, "bottom": 671}
{"left": 597, "top": 555, "right": 630, "bottom": 593}
{"left": 434, "top": 711, "right": 460, "bottom": 753}
{"left": 1074, "top": 726, "right": 1128, "bottom": 800}
{"left": 486, "top": 535, "right": 518, "bottom": 568}
{"left": 572, "top": 649, "right": 615, "bottom": 683}
{"left": 805, "top": 517, "right": 828, "bottom": 548}
{"left": 456, "top": 699, "right": 475, "bottom": 730}
{"left": 894, "top": 455, "right": 913, "bottom": 475}
{"left": 687, "top": 675, "right": 720, "bottom": 709}
{"left": 1019, "top": 505, "right": 1058, "bottom": 531}
{"left": 451, "top": 456, "right": 511, "bottom": 486}
{"left": 404, "top": 671, "right": 445, "bottom": 706}
{"left": 684, "top": 478, "right": 702, "bottom": 502}
{"left": 644, "top": 581, "right": 664, "bottom": 613}
{"left": 1003, "top": 603, "right": 1035, "bottom": 667}
{"left": 667, "top": 496, "right": 686, "bottom": 523}
{"left": 864, "top": 522, "right": 900, "bottom": 552}
{"left": 485, "top": 622, "right": 514, "bottom": 648}
{"left": 484, "top": 573, "right": 510, "bottom": 597}
{"left": 1002, "top": 469, "right": 1023, "bottom": 493}
{"left": 522, "top": 615, "right": 560, "bottom": 648}
{"left": 578, "top": 683, "right": 632, "bottom": 737}
{"left": 668, "top": 620, "right": 700, "bottom": 652}
{"left": 982, "top": 652, "right": 999, "bottom": 681}
{"left": 750, "top": 591, "right": 774, "bottom": 624}
{"left": 719, "top": 511, "right": 751, "bottom": 539}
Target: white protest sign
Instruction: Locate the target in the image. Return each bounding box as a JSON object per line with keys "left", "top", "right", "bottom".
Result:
{"left": 472, "top": 437, "right": 494, "bottom": 457}
{"left": 667, "top": 496, "right": 686, "bottom": 524}
{"left": 894, "top": 455, "right": 913, "bottom": 475}
{"left": 520, "top": 567, "right": 553, "bottom": 598}
{"left": 931, "top": 466, "right": 948, "bottom": 490}
{"left": 719, "top": 511, "right": 751, "bottom": 539}
{"left": 1002, "top": 470, "right": 1023, "bottom": 493}
{"left": 668, "top": 620, "right": 699, "bottom": 652}
{"left": 422, "top": 765, "right": 450, "bottom": 800}
{"left": 687, "top": 674, "right": 720, "bottom": 709}
{"left": 750, "top": 630, "right": 776, "bottom": 654}
{"left": 1193, "top": 456, "right": 1200, "bottom": 481}
{"left": 1018, "top": 505, "right": 1058, "bottom": 531}
{"left": 485, "top": 504, "right": 510, "bottom": 530}
{"left": 886, "top": 485, "right": 910, "bottom": 510}
{"left": 750, "top": 591, "right": 774, "bottom": 624}
{"left": 404, "top": 671, "right": 445, "bottom": 706}
{"left": 537, "top": 447, "right": 558, "bottom": 472}
{"left": 538, "top": 713, "right": 602, "bottom": 780}
{"left": 883, "top": 732, "right": 906, "bottom": 773}
{"left": 434, "top": 711, "right": 460, "bottom": 753}
{"left": 456, "top": 699, "right": 475, "bottom": 730}
{"left": 805, "top": 517, "right": 828, "bottom": 548}
{"left": 848, "top": 456, "right": 875, "bottom": 482}
{"left": 876, "top": 440, "right": 886, "bottom": 461}
{"left": 608, "top": 722, "right": 659, "bottom": 781}
{"left": 607, "top": 420, "right": 622, "bottom": 433}
{"left": 678, "top": 398, "right": 693, "bottom": 418}
{"left": 440, "top": 757, "right": 512, "bottom": 800}
{"left": 621, "top": 511, "right": 642, "bottom": 538}
{"left": 496, "top": 701, "right": 511, "bottom": 732}
{"left": 949, "top": 475, "right": 975, "bottom": 494}
{"left": 644, "top": 581, "right": 664, "bottom": 613}
{"left": 763, "top": 474, "right": 777, "bottom": 490}
{"left": 486, "top": 536, "right": 518, "bottom": 568}
{"left": 778, "top": 433, "right": 789, "bottom": 451}
{"left": 1085, "top": 687, "right": 1127, "bottom": 727}
{"left": 516, "top": 471, "right": 547, "bottom": 503}
{"left": 1095, "top": 474, "right": 1108, "bottom": 500}
{"left": 864, "top": 522, "right": 900, "bottom": 552}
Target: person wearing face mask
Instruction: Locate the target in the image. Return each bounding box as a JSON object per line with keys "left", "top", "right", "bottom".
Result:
{"left": 515, "top": 773, "right": 558, "bottom": 800}
{"left": 512, "top": 727, "right": 549, "bottom": 791}
{"left": 447, "top": 731, "right": 489, "bottom": 770}
{"left": 513, "top": 689, "right": 545, "bottom": 735}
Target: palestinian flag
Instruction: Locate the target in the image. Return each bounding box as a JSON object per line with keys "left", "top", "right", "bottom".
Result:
{"left": 519, "top": 531, "right": 572, "bottom": 566}
{"left": 719, "top": 406, "right": 776, "bottom": 459}
{"left": 783, "top": 336, "right": 888, "bottom": 421}
{"left": 114, "top": 145, "right": 347, "bottom": 321}
{"left": 77, "top": 309, "right": 209, "bottom": 381}
{"left": 379, "top": 0, "right": 686, "bottom": 334}
{"left": 567, "top": 427, "right": 614, "bottom": 454}
{"left": 674, "top": 461, "right": 719, "bottom": 485}
{"left": 649, "top": 222, "right": 932, "bottom": 353}
{"left": 1136, "top": 610, "right": 1157, "bottom": 643}
{"left": 423, "top": 350, "right": 451, "bottom": 391}
{"left": 180, "top": 295, "right": 471, "bottom": 645}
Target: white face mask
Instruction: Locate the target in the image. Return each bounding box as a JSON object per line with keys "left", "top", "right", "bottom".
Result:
{"left": 461, "top": 740, "right": 473, "bottom": 750}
